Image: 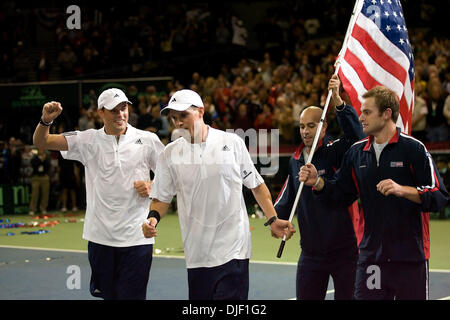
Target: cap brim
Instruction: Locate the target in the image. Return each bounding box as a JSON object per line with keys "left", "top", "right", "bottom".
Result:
{"left": 160, "top": 103, "right": 193, "bottom": 115}
{"left": 101, "top": 100, "right": 133, "bottom": 110}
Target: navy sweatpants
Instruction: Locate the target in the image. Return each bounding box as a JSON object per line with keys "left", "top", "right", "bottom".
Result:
{"left": 354, "top": 260, "right": 429, "bottom": 300}
{"left": 187, "top": 259, "right": 249, "bottom": 300}
{"left": 296, "top": 253, "right": 357, "bottom": 300}
{"left": 88, "top": 241, "right": 153, "bottom": 300}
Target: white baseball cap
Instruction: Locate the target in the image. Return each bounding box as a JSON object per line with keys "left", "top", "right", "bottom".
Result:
{"left": 97, "top": 88, "right": 132, "bottom": 110}
{"left": 161, "top": 89, "right": 204, "bottom": 115}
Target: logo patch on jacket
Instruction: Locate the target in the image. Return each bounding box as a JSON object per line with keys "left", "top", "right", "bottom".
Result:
{"left": 390, "top": 161, "right": 404, "bottom": 167}
{"left": 243, "top": 170, "right": 252, "bottom": 179}
{"left": 318, "top": 169, "right": 326, "bottom": 176}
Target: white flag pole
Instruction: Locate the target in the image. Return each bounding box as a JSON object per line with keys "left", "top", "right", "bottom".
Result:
{"left": 277, "top": 0, "right": 363, "bottom": 258}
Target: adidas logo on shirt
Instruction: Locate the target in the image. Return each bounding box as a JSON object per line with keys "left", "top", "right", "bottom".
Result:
{"left": 114, "top": 94, "right": 119, "bottom": 98}
{"left": 135, "top": 139, "right": 143, "bottom": 145}
{"left": 222, "top": 145, "right": 230, "bottom": 151}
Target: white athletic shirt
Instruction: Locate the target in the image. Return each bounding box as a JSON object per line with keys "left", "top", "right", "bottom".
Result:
{"left": 150, "top": 126, "right": 264, "bottom": 268}
{"left": 61, "top": 125, "right": 164, "bottom": 247}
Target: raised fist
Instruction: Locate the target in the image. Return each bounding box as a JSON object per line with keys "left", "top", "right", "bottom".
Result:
{"left": 42, "top": 101, "right": 63, "bottom": 123}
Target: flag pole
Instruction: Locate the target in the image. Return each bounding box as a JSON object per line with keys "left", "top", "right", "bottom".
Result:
{"left": 276, "top": 0, "right": 363, "bottom": 258}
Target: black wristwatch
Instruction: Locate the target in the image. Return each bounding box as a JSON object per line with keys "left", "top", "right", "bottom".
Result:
{"left": 39, "top": 117, "right": 53, "bottom": 126}
{"left": 264, "top": 215, "right": 278, "bottom": 227}
{"left": 147, "top": 210, "right": 161, "bottom": 227}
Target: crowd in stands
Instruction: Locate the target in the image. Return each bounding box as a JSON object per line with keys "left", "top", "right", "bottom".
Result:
{"left": 0, "top": 1, "right": 449, "bottom": 213}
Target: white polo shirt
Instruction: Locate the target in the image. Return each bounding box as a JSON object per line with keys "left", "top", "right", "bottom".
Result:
{"left": 61, "top": 125, "right": 164, "bottom": 247}
{"left": 150, "top": 126, "right": 264, "bottom": 268}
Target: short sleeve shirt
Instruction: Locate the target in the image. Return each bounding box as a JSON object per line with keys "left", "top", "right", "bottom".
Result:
{"left": 150, "top": 126, "right": 264, "bottom": 268}
{"left": 61, "top": 125, "right": 164, "bottom": 247}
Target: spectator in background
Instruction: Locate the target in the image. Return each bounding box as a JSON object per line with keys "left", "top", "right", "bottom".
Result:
{"left": 147, "top": 105, "right": 163, "bottom": 136}
{"left": 36, "top": 51, "right": 50, "bottom": 81}
{"left": 57, "top": 123, "right": 79, "bottom": 212}
{"left": 426, "top": 81, "right": 448, "bottom": 142}
{"left": 20, "top": 144, "right": 33, "bottom": 185}
{"left": 233, "top": 102, "right": 253, "bottom": 131}
{"left": 78, "top": 107, "right": 96, "bottom": 131}
{"left": 443, "top": 94, "right": 450, "bottom": 140}
{"left": 231, "top": 16, "right": 248, "bottom": 61}
{"left": 8, "top": 137, "right": 23, "bottom": 184}
{"left": 411, "top": 81, "right": 428, "bottom": 142}
{"left": 129, "top": 41, "right": 144, "bottom": 73}
{"left": 57, "top": 45, "right": 77, "bottom": 78}
{"left": 275, "top": 95, "right": 294, "bottom": 144}
{"left": 254, "top": 103, "right": 273, "bottom": 130}
{"left": 127, "top": 104, "right": 139, "bottom": 127}
{"left": 215, "top": 19, "right": 230, "bottom": 49}
{"left": 13, "top": 44, "right": 31, "bottom": 82}
{"left": 137, "top": 101, "right": 153, "bottom": 131}
{"left": 0, "top": 140, "right": 11, "bottom": 184}
{"left": 0, "top": 53, "right": 15, "bottom": 81}
{"left": 29, "top": 149, "right": 51, "bottom": 215}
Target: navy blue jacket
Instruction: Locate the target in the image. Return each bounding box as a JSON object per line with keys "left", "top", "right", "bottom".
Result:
{"left": 317, "top": 128, "right": 449, "bottom": 263}
{"left": 274, "top": 103, "right": 365, "bottom": 260}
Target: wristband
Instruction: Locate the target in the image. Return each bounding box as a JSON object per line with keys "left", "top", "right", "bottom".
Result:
{"left": 313, "top": 176, "right": 321, "bottom": 188}
{"left": 39, "top": 117, "right": 53, "bottom": 126}
{"left": 264, "top": 215, "right": 278, "bottom": 227}
{"left": 147, "top": 210, "right": 161, "bottom": 226}
{"left": 335, "top": 102, "right": 346, "bottom": 111}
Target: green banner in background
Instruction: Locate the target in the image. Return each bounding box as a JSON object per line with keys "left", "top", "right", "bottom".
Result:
{"left": 0, "top": 184, "right": 30, "bottom": 215}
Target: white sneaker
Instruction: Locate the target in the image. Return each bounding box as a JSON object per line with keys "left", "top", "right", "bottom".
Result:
{"left": 61, "top": 207, "right": 67, "bottom": 212}
{"left": 71, "top": 207, "right": 78, "bottom": 212}
{"left": 29, "top": 211, "right": 35, "bottom": 216}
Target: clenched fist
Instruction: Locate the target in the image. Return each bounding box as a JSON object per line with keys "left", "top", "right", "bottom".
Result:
{"left": 134, "top": 180, "right": 152, "bottom": 198}
{"left": 42, "top": 101, "right": 63, "bottom": 123}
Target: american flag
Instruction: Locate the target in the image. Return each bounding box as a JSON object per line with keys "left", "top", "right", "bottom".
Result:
{"left": 337, "top": 0, "right": 415, "bottom": 134}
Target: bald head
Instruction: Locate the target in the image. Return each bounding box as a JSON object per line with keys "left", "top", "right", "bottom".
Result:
{"left": 300, "top": 106, "right": 323, "bottom": 123}
{"left": 299, "top": 106, "right": 327, "bottom": 149}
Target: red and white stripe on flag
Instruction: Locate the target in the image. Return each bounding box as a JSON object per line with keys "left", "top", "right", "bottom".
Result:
{"left": 337, "top": 0, "right": 415, "bottom": 134}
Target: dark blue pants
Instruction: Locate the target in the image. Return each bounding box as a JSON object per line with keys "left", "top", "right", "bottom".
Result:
{"left": 354, "top": 260, "right": 429, "bottom": 300}
{"left": 296, "top": 253, "right": 357, "bottom": 300}
{"left": 187, "top": 259, "right": 249, "bottom": 300}
{"left": 88, "top": 241, "right": 153, "bottom": 300}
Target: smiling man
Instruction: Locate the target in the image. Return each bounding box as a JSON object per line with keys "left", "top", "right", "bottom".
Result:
{"left": 142, "top": 89, "right": 295, "bottom": 300}
{"left": 32, "top": 88, "right": 164, "bottom": 300}
{"left": 274, "top": 75, "right": 364, "bottom": 300}
{"left": 299, "top": 85, "right": 449, "bottom": 300}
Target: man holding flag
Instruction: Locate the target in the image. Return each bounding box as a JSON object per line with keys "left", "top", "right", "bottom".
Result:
{"left": 299, "top": 84, "right": 449, "bottom": 299}
{"left": 294, "top": 0, "right": 448, "bottom": 299}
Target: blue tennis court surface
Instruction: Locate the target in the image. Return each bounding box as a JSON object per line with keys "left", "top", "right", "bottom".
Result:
{"left": 1, "top": 246, "right": 449, "bottom": 300}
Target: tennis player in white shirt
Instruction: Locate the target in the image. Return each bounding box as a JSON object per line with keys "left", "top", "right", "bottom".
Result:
{"left": 142, "top": 89, "right": 295, "bottom": 300}
{"left": 33, "top": 88, "right": 164, "bottom": 300}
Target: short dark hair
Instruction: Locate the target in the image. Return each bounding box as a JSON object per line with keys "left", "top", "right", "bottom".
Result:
{"left": 362, "top": 86, "right": 399, "bottom": 122}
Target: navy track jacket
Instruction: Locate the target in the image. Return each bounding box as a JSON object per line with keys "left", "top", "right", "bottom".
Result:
{"left": 316, "top": 128, "right": 449, "bottom": 263}
{"left": 274, "top": 103, "right": 365, "bottom": 260}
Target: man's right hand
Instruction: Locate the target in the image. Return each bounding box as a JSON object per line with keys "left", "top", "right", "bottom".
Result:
{"left": 299, "top": 163, "right": 319, "bottom": 187}
{"left": 42, "top": 101, "right": 63, "bottom": 123}
{"left": 142, "top": 218, "right": 158, "bottom": 238}
{"left": 328, "top": 75, "right": 344, "bottom": 107}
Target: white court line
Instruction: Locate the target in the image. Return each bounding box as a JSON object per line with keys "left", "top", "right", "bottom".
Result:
{"left": 288, "top": 290, "right": 335, "bottom": 300}
{"left": 1, "top": 245, "right": 450, "bottom": 272}
{"left": 0, "top": 245, "right": 87, "bottom": 253}
{"left": 437, "top": 296, "right": 450, "bottom": 300}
